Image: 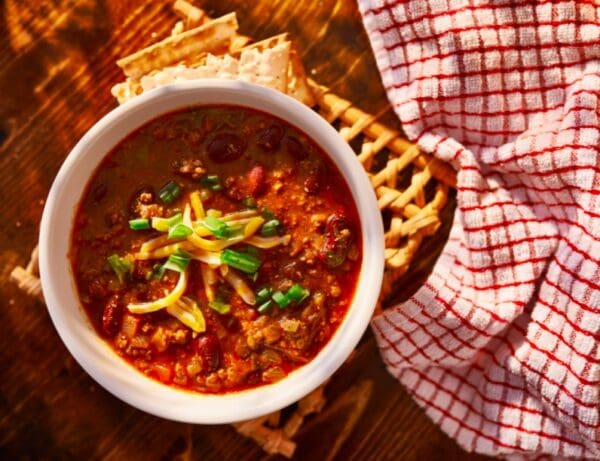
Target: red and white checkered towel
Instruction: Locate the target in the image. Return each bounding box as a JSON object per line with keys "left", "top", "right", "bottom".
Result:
{"left": 357, "top": 1, "right": 600, "bottom": 459}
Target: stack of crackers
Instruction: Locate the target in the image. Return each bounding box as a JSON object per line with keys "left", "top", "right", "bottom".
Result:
{"left": 111, "top": 0, "right": 315, "bottom": 107}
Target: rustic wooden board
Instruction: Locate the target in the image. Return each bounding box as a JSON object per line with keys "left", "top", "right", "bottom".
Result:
{"left": 0, "top": 1, "right": 489, "bottom": 460}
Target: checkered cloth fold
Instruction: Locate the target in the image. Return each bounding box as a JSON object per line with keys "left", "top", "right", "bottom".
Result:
{"left": 358, "top": 1, "right": 600, "bottom": 459}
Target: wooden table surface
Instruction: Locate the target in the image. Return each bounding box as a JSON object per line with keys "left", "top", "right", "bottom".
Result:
{"left": 0, "top": 1, "right": 489, "bottom": 460}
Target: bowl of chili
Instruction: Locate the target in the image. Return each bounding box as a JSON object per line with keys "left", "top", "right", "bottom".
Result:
{"left": 39, "top": 79, "right": 384, "bottom": 423}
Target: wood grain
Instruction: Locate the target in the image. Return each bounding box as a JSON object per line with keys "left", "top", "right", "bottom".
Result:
{"left": 0, "top": 1, "right": 488, "bottom": 460}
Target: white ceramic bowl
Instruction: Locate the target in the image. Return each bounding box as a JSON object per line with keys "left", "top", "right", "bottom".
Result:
{"left": 39, "top": 80, "right": 384, "bottom": 424}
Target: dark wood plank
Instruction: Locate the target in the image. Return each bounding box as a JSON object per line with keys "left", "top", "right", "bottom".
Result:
{"left": 0, "top": 1, "right": 487, "bottom": 460}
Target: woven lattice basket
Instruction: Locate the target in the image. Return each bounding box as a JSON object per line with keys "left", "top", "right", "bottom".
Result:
{"left": 10, "top": 2, "right": 457, "bottom": 457}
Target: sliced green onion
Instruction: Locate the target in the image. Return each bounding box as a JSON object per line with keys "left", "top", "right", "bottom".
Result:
{"left": 158, "top": 181, "right": 181, "bottom": 204}
{"left": 209, "top": 300, "right": 230, "bottom": 314}
{"left": 152, "top": 212, "right": 182, "bottom": 232}
{"left": 202, "top": 216, "right": 230, "bottom": 239}
{"left": 272, "top": 291, "right": 291, "bottom": 308}
{"left": 107, "top": 254, "right": 133, "bottom": 284}
{"left": 286, "top": 284, "right": 310, "bottom": 304}
{"left": 129, "top": 218, "right": 151, "bottom": 230}
{"left": 168, "top": 223, "right": 193, "bottom": 240}
{"left": 249, "top": 271, "right": 259, "bottom": 282}
{"left": 221, "top": 249, "right": 261, "bottom": 274}
{"left": 200, "top": 175, "right": 223, "bottom": 191}
{"left": 163, "top": 249, "right": 191, "bottom": 273}
{"left": 256, "top": 287, "right": 272, "bottom": 305}
{"left": 242, "top": 196, "right": 257, "bottom": 209}
{"left": 260, "top": 219, "right": 281, "bottom": 237}
{"left": 257, "top": 300, "right": 273, "bottom": 314}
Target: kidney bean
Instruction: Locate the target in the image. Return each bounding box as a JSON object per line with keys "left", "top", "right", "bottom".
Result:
{"left": 319, "top": 213, "right": 353, "bottom": 268}
{"left": 325, "top": 213, "right": 351, "bottom": 236}
{"left": 207, "top": 132, "right": 246, "bottom": 163}
{"left": 320, "top": 236, "right": 345, "bottom": 268}
{"left": 194, "top": 334, "right": 221, "bottom": 373}
{"left": 256, "top": 124, "right": 284, "bottom": 152}
{"left": 284, "top": 136, "right": 308, "bottom": 160}
{"left": 303, "top": 160, "right": 323, "bottom": 194}
{"left": 248, "top": 164, "right": 266, "bottom": 196}
{"left": 101, "top": 295, "right": 122, "bottom": 337}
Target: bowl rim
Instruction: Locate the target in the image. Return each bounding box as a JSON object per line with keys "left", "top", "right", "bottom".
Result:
{"left": 39, "top": 79, "right": 384, "bottom": 424}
